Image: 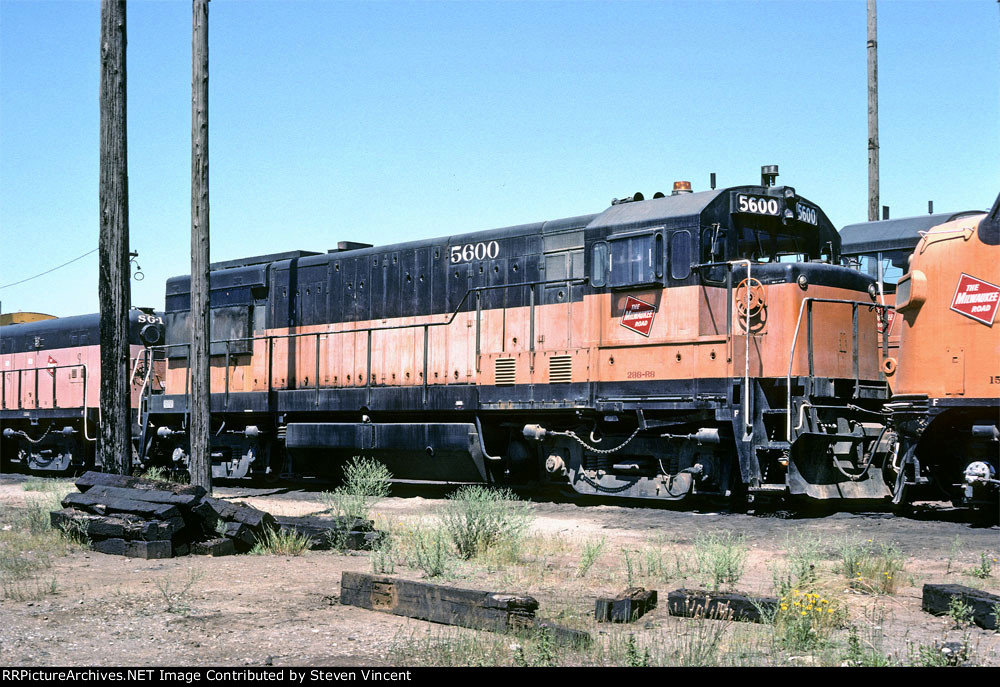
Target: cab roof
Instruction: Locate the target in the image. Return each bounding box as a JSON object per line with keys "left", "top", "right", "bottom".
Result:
{"left": 840, "top": 211, "right": 984, "bottom": 255}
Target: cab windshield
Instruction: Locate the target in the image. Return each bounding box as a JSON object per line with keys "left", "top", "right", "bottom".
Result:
{"left": 844, "top": 249, "right": 910, "bottom": 293}
{"left": 734, "top": 224, "right": 829, "bottom": 264}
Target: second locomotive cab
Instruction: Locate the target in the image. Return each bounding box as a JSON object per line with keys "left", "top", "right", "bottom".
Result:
{"left": 0, "top": 308, "right": 166, "bottom": 472}
{"left": 143, "top": 170, "right": 893, "bottom": 504}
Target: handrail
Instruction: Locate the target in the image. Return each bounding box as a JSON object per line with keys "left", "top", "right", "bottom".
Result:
{"left": 785, "top": 297, "right": 888, "bottom": 442}
{"left": 1, "top": 362, "right": 95, "bottom": 441}
{"left": 693, "top": 259, "right": 753, "bottom": 439}
{"left": 730, "top": 259, "right": 752, "bottom": 438}
{"left": 916, "top": 225, "right": 975, "bottom": 253}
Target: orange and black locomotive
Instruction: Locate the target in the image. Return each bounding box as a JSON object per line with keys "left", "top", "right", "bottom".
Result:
{"left": 142, "top": 167, "right": 894, "bottom": 504}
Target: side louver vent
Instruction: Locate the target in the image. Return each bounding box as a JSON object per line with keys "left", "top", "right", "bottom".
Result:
{"left": 549, "top": 355, "right": 572, "bottom": 384}
{"left": 495, "top": 358, "right": 516, "bottom": 386}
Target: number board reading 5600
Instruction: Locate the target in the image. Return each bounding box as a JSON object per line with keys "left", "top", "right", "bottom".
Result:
{"left": 449, "top": 241, "right": 500, "bottom": 264}
{"left": 734, "top": 194, "right": 781, "bottom": 217}
{"left": 795, "top": 203, "right": 818, "bottom": 225}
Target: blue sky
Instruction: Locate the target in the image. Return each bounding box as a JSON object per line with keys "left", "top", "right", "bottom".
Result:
{"left": 1, "top": 0, "right": 997, "bottom": 316}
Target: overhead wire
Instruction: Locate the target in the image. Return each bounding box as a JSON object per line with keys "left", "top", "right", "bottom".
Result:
{"left": 0, "top": 247, "right": 98, "bottom": 290}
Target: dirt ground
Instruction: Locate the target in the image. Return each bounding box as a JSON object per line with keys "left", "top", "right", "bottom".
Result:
{"left": 1, "top": 474, "right": 997, "bottom": 667}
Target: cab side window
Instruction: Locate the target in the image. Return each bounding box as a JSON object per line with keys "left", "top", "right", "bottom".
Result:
{"left": 669, "top": 230, "right": 692, "bottom": 281}
{"left": 608, "top": 231, "right": 663, "bottom": 288}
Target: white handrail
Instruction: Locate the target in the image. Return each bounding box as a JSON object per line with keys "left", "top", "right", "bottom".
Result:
{"left": 785, "top": 298, "right": 881, "bottom": 442}
{"left": 81, "top": 363, "right": 96, "bottom": 442}
{"left": 730, "top": 259, "right": 753, "bottom": 439}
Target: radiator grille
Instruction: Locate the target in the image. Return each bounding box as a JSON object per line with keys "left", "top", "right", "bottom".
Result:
{"left": 549, "top": 355, "right": 572, "bottom": 384}
{"left": 495, "top": 358, "right": 516, "bottom": 386}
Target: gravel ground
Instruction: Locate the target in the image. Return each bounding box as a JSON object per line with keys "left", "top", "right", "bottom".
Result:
{"left": 1, "top": 473, "right": 997, "bottom": 667}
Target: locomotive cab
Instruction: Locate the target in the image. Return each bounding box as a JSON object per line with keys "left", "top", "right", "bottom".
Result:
{"left": 556, "top": 179, "right": 891, "bottom": 503}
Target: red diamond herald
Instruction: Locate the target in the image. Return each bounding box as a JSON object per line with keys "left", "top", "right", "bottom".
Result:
{"left": 879, "top": 308, "right": 896, "bottom": 336}
{"left": 620, "top": 295, "right": 656, "bottom": 336}
{"left": 950, "top": 273, "right": 1000, "bottom": 326}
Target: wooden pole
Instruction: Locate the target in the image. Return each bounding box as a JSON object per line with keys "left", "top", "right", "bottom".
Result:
{"left": 98, "top": 0, "right": 132, "bottom": 475}
{"left": 867, "top": 0, "right": 879, "bottom": 222}
{"left": 189, "top": 0, "right": 212, "bottom": 491}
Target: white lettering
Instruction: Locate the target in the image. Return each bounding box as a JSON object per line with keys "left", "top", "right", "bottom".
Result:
{"left": 955, "top": 291, "right": 999, "bottom": 305}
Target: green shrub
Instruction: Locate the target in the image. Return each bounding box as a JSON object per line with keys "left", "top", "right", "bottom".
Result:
{"left": 624, "top": 633, "right": 651, "bottom": 667}
{"left": 945, "top": 535, "right": 963, "bottom": 575}
{"left": 693, "top": 532, "right": 748, "bottom": 591}
{"left": 155, "top": 569, "right": 204, "bottom": 615}
{"left": 947, "top": 596, "right": 974, "bottom": 629}
{"left": 770, "top": 533, "right": 822, "bottom": 597}
{"left": 912, "top": 639, "right": 972, "bottom": 667}
{"left": 439, "top": 485, "right": 533, "bottom": 560}
{"left": 410, "top": 525, "right": 453, "bottom": 578}
{"left": 622, "top": 547, "right": 637, "bottom": 587}
{"left": 320, "top": 456, "right": 392, "bottom": 521}
{"left": 774, "top": 590, "right": 844, "bottom": 650}
{"left": 135, "top": 466, "right": 189, "bottom": 484}
{"left": 669, "top": 608, "right": 732, "bottom": 666}
{"left": 250, "top": 527, "right": 312, "bottom": 556}
{"left": 0, "top": 497, "right": 86, "bottom": 601}
{"left": 966, "top": 551, "right": 995, "bottom": 580}
{"left": 576, "top": 536, "right": 606, "bottom": 578}
{"left": 22, "top": 478, "right": 74, "bottom": 495}
{"left": 370, "top": 533, "right": 397, "bottom": 575}
{"left": 843, "top": 625, "right": 894, "bottom": 667}
{"left": 836, "top": 538, "right": 906, "bottom": 594}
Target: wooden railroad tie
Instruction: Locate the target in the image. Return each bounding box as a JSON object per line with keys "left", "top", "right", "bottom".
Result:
{"left": 666, "top": 588, "right": 778, "bottom": 623}
{"left": 340, "top": 571, "right": 591, "bottom": 646}
{"left": 595, "top": 587, "right": 657, "bottom": 623}
{"left": 922, "top": 584, "right": 1000, "bottom": 631}
{"left": 275, "top": 518, "right": 383, "bottom": 551}
{"left": 54, "top": 471, "right": 386, "bottom": 559}
{"left": 75, "top": 470, "right": 206, "bottom": 497}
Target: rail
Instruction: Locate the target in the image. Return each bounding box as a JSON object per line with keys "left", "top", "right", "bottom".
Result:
{"left": 147, "top": 277, "right": 589, "bottom": 409}
{"left": 692, "top": 259, "right": 754, "bottom": 439}
{"left": 1, "top": 362, "right": 96, "bottom": 441}
{"left": 785, "top": 297, "right": 890, "bottom": 442}
{"left": 2, "top": 354, "right": 154, "bottom": 442}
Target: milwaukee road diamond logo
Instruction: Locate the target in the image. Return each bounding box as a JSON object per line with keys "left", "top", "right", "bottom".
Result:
{"left": 878, "top": 308, "right": 896, "bottom": 336}
{"left": 950, "top": 273, "right": 1000, "bottom": 326}
{"left": 620, "top": 296, "right": 656, "bottom": 336}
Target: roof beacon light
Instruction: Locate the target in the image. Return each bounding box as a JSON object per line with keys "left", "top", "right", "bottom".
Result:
{"left": 671, "top": 181, "right": 692, "bottom": 196}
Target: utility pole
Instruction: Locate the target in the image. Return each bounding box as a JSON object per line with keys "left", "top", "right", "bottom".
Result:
{"left": 98, "top": 0, "right": 132, "bottom": 475}
{"left": 189, "top": 0, "right": 212, "bottom": 491}
{"left": 867, "top": 0, "right": 879, "bottom": 222}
